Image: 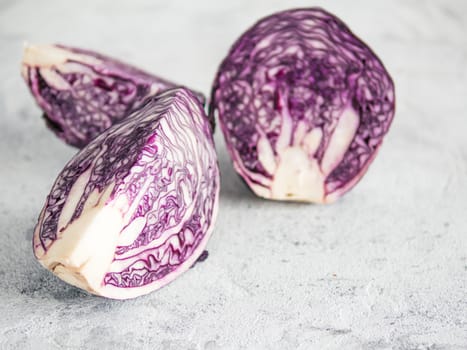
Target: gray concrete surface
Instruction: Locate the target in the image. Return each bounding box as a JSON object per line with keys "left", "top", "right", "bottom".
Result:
{"left": 0, "top": 0, "right": 466, "bottom": 349}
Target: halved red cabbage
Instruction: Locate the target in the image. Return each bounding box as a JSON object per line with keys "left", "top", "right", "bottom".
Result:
{"left": 22, "top": 44, "right": 207, "bottom": 148}
{"left": 210, "top": 8, "right": 395, "bottom": 203}
{"left": 33, "top": 88, "right": 219, "bottom": 299}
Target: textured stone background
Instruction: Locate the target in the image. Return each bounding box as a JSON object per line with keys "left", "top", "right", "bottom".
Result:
{"left": 0, "top": 0, "right": 466, "bottom": 349}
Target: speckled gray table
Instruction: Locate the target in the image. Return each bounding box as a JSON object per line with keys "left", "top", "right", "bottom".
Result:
{"left": 0, "top": 0, "right": 466, "bottom": 349}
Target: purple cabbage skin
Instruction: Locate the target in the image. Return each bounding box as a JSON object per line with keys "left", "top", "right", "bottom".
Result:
{"left": 22, "top": 44, "right": 208, "bottom": 148}
{"left": 33, "top": 88, "right": 219, "bottom": 299}
{"left": 210, "top": 8, "right": 395, "bottom": 203}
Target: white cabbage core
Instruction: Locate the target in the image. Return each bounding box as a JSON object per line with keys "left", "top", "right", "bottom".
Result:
{"left": 251, "top": 107, "right": 360, "bottom": 203}
{"left": 38, "top": 184, "right": 124, "bottom": 294}
{"left": 22, "top": 44, "right": 101, "bottom": 68}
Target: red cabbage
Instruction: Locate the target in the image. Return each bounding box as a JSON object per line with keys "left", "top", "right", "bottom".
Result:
{"left": 22, "top": 44, "right": 207, "bottom": 148}
{"left": 210, "top": 8, "right": 395, "bottom": 203}
{"left": 33, "top": 88, "right": 219, "bottom": 299}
